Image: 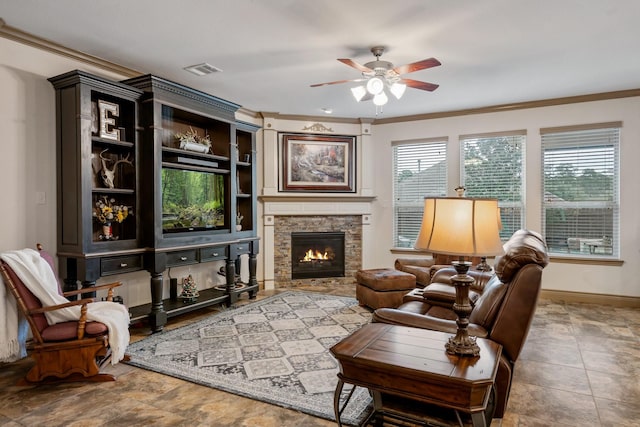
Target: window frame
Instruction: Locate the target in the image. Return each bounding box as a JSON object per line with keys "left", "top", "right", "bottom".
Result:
{"left": 460, "top": 131, "right": 526, "bottom": 241}
{"left": 541, "top": 122, "right": 621, "bottom": 259}
{"left": 392, "top": 138, "right": 448, "bottom": 249}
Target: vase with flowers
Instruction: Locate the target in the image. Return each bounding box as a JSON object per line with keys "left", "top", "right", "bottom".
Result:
{"left": 93, "top": 196, "right": 133, "bottom": 241}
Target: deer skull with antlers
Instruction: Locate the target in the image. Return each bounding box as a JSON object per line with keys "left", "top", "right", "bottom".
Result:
{"left": 99, "top": 149, "right": 133, "bottom": 189}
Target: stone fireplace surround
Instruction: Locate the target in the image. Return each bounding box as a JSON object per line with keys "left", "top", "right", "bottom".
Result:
{"left": 261, "top": 197, "right": 373, "bottom": 291}
{"left": 275, "top": 215, "right": 358, "bottom": 287}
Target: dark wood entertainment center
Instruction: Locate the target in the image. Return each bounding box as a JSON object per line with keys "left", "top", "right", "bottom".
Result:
{"left": 49, "top": 70, "right": 260, "bottom": 332}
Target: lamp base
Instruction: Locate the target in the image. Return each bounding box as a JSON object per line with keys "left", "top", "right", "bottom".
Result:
{"left": 445, "top": 333, "right": 480, "bottom": 356}
{"left": 447, "top": 261, "right": 481, "bottom": 357}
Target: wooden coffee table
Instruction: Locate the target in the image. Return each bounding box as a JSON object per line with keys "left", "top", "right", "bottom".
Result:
{"left": 330, "top": 323, "right": 502, "bottom": 427}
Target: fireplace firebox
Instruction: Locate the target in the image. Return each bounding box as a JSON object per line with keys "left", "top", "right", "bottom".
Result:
{"left": 291, "top": 232, "right": 345, "bottom": 279}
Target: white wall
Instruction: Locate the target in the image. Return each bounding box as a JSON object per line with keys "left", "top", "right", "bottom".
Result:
{"left": 369, "top": 99, "right": 640, "bottom": 297}
{"left": 0, "top": 38, "right": 103, "bottom": 252}
{"left": 2, "top": 35, "right": 639, "bottom": 303}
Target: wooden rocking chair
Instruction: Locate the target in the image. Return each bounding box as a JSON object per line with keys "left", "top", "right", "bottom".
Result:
{"left": 0, "top": 245, "right": 126, "bottom": 385}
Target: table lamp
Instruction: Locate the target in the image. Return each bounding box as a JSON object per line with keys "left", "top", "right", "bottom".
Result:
{"left": 414, "top": 196, "right": 504, "bottom": 356}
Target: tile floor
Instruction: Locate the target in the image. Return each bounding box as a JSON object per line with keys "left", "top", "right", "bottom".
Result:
{"left": 0, "top": 286, "right": 638, "bottom": 426}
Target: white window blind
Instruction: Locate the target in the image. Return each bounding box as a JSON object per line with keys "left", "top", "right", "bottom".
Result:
{"left": 461, "top": 133, "right": 525, "bottom": 240}
{"left": 392, "top": 140, "right": 447, "bottom": 248}
{"left": 541, "top": 123, "right": 620, "bottom": 257}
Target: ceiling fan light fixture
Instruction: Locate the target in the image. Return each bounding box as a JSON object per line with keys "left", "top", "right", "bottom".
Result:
{"left": 373, "top": 91, "right": 388, "bottom": 106}
{"left": 366, "top": 77, "right": 384, "bottom": 95}
{"left": 311, "top": 46, "right": 441, "bottom": 112}
{"left": 390, "top": 82, "right": 407, "bottom": 99}
{"left": 351, "top": 85, "right": 367, "bottom": 102}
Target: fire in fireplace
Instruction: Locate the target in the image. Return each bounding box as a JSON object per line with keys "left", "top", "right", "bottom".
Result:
{"left": 291, "top": 232, "right": 345, "bottom": 279}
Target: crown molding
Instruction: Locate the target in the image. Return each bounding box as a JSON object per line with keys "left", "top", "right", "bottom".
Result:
{"left": 4, "top": 18, "right": 639, "bottom": 124}
{"left": 372, "top": 89, "right": 640, "bottom": 124}
{"left": 0, "top": 18, "right": 141, "bottom": 78}
{"left": 259, "top": 111, "right": 361, "bottom": 124}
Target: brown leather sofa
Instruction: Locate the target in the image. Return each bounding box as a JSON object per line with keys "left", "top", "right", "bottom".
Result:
{"left": 395, "top": 254, "right": 482, "bottom": 287}
{"left": 374, "top": 229, "right": 549, "bottom": 418}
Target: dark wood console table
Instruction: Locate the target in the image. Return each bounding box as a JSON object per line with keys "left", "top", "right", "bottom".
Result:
{"left": 59, "top": 236, "right": 259, "bottom": 332}
{"left": 330, "top": 323, "right": 501, "bottom": 427}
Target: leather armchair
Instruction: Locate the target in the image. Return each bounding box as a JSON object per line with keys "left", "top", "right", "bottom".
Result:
{"left": 395, "top": 254, "right": 482, "bottom": 287}
{"left": 394, "top": 257, "right": 437, "bottom": 287}
{"left": 412, "top": 267, "right": 495, "bottom": 309}
{"left": 375, "top": 229, "right": 549, "bottom": 418}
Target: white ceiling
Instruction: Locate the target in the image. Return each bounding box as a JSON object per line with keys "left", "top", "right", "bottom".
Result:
{"left": 2, "top": 0, "right": 640, "bottom": 119}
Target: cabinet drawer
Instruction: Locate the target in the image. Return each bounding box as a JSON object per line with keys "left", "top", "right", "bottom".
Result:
{"left": 101, "top": 255, "right": 143, "bottom": 276}
{"left": 166, "top": 250, "right": 198, "bottom": 267}
{"left": 234, "top": 243, "right": 250, "bottom": 255}
{"left": 200, "top": 246, "right": 227, "bottom": 262}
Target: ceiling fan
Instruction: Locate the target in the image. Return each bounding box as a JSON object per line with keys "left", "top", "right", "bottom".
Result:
{"left": 310, "top": 46, "right": 441, "bottom": 106}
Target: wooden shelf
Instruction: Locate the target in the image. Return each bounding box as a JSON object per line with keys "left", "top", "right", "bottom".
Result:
{"left": 92, "top": 188, "right": 135, "bottom": 194}
{"left": 129, "top": 287, "right": 228, "bottom": 322}
{"left": 128, "top": 283, "right": 259, "bottom": 323}
{"left": 162, "top": 146, "right": 229, "bottom": 162}
{"left": 92, "top": 136, "right": 134, "bottom": 148}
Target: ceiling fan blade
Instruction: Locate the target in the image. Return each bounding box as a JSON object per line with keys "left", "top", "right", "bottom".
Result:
{"left": 310, "top": 78, "right": 365, "bottom": 88}
{"left": 400, "top": 78, "right": 440, "bottom": 92}
{"left": 338, "top": 58, "right": 373, "bottom": 73}
{"left": 393, "top": 58, "right": 441, "bottom": 75}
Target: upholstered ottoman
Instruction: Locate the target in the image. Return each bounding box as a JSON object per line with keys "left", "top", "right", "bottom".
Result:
{"left": 355, "top": 268, "right": 416, "bottom": 309}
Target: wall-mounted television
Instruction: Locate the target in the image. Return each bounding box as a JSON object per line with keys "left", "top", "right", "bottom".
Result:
{"left": 162, "top": 168, "right": 226, "bottom": 233}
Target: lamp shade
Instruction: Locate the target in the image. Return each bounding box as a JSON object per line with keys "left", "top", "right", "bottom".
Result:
{"left": 414, "top": 197, "right": 504, "bottom": 257}
{"left": 389, "top": 82, "right": 407, "bottom": 99}
{"left": 373, "top": 91, "right": 388, "bottom": 106}
{"left": 351, "top": 86, "right": 367, "bottom": 102}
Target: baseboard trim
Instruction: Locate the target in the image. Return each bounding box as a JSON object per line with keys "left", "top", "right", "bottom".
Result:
{"left": 540, "top": 289, "right": 640, "bottom": 308}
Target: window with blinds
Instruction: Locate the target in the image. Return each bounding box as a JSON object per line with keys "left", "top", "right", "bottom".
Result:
{"left": 392, "top": 140, "right": 447, "bottom": 248}
{"left": 541, "top": 123, "right": 620, "bottom": 257}
{"left": 461, "top": 132, "right": 525, "bottom": 240}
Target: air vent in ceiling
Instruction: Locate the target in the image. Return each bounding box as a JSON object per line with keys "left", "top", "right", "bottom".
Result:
{"left": 183, "top": 63, "right": 223, "bottom": 76}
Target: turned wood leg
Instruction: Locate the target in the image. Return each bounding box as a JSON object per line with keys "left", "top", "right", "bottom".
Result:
{"left": 148, "top": 272, "right": 167, "bottom": 333}
{"left": 248, "top": 251, "right": 258, "bottom": 298}
{"left": 80, "top": 280, "right": 97, "bottom": 299}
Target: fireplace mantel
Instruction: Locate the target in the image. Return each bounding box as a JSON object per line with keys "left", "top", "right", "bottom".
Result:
{"left": 260, "top": 195, "right": 376, "bottom": 202}
{"left": 261, "top": 195, "right": 375, "bottom": 217}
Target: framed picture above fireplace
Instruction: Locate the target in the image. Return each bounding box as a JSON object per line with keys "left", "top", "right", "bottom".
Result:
{"left": 280, "top": 133, "right": 355, "bottom": 192}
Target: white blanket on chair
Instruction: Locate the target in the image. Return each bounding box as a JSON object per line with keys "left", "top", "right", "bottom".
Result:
{"left": 0, "top": 265, "right": 28, "bottom": 363}
{"left": 0, "top": 249, "right": 130, "bottom": 365}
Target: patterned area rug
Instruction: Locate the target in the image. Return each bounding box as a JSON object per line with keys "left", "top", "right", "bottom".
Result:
{"left": 126, "top": 291, "right": 373, "bottom": 425}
